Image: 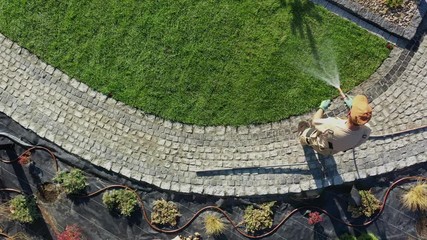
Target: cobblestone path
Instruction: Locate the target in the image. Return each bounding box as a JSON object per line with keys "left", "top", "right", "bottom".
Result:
{"left": 0, "top": 11, "right": 426, "bottom": 197}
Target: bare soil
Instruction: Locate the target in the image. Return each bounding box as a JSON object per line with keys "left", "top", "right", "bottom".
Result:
{"left": 417, "top": 214, "right": 427, "bottom": 239}
{"left": 37, "top": 182, "right": 60, "bottom": 203}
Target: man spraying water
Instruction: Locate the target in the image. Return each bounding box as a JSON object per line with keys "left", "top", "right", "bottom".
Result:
{"left": 298, "top": 94, "right": 372, "bottom": 156}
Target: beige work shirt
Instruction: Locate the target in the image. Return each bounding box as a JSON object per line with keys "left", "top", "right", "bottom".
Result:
{"left": 313, "top": 117, "right": 371, "bottom": 154}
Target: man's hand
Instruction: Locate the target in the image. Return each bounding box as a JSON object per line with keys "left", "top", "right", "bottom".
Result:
{"left": 319, "top": 99, "right": 331, "bottom": 111}
{"left": 344, "top": 95, "right": 353, "bottom": 109}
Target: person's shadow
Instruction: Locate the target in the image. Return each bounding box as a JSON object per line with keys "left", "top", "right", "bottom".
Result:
{"left": 302, "top": 145, "right": 343, "bottom": 189}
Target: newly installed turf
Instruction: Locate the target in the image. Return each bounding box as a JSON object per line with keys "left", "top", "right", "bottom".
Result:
{"left": 0, "top": 0, "right": 390, "bottom": 126}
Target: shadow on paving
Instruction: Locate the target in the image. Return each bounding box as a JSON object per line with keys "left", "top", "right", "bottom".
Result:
{"left": 196, "top": 165, "right": 311, "bottom": 176}
{"left": 302, "top": 145, "right": 343, "bottom": 189}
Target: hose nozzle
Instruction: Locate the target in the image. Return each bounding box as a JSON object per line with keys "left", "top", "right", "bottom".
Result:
{"left": 337, "top": 87, "right": 346, "bottom": 99}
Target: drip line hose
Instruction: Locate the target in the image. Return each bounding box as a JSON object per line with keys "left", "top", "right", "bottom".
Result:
{"left": 0, "top": 132, "right": 58, "bottom": 172}
{"left": 0, "top": 188, "right": 24, "bottom": 240}
{"left": 0, "top": 146, "right": 58, "bottom": 173}
{"left": 0, "top": 124, "right": 426, "bottom": 238}
{"left": 0, "top": 232, "right": 10, "bottom": 239}
{"left": 64, "top": 176, "right": 426, "bottom": 239}
{"left": 0, "top": 142, "right": 426, "bottom": 238}
{"left": 0, "top": 188, "right": 23, "bottom": 195}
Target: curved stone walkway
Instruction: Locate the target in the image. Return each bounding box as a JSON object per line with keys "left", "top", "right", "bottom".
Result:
{"left": 0, "top": 16, "right": 426, "bottom": 197}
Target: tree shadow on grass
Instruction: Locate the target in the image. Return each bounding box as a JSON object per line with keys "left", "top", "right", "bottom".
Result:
{"left": 280, "top": 0, "right": 323, "bottom": 61}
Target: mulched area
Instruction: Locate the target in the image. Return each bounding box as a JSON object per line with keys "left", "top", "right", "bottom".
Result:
{"left": 352, "top": 0, "right": 419, "bottom": 27}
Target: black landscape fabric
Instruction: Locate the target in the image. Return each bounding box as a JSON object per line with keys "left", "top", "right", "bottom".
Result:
{"left": 0, "top": 112, "right": 425, "bottom": 240}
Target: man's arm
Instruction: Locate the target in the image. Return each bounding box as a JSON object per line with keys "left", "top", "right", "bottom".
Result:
{"left": 312, "top": 108, "right": 325, "bottom": 125}
{"left": 312, "top": 100, "right": 331, "bottom": 125}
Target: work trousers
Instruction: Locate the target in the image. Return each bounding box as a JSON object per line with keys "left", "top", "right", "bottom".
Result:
{"left": 299, "top": 128, "right": 333, "bottom": 156}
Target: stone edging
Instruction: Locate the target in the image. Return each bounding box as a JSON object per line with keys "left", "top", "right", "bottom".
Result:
{"left": 325, "top": 0, "right": 427, "bottom": 40}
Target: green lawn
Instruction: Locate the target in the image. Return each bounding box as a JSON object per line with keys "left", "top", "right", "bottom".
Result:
{"left": 0, "top": 0, "right": 390, "bottom": 126}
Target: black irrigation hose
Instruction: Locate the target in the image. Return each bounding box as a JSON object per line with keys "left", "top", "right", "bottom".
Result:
{"left": 197, "top": 124, "right": 427, "bottom": 173}
{"left": 369, "top": 124, "right": 427, "bottom": 138}
{"left": 0, "top": 132, "right": 33, "bottom": 149}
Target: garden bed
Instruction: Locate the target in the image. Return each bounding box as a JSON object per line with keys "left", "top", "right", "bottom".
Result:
{"left": 326, "top": 0, "right": 427, "bottom": 39}
{"left": 0, "top": 112, "right": 426, "bottom": 240}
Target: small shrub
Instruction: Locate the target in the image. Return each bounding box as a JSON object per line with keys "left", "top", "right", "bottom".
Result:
{"left": 151, "top": 198, "right": 181, "bottom": 227}
{"left": 243, "top": 201, "right": 275, "bottom": 233}
{"left": 307, "top": 211, "right": 323, "bottom": 225}
{"left": 53, "top": 169, "right": 87, "bottom": 194}
{"left": 17, "top": 152, "right": 31, "bottom": 166}
{"left": 402, "top": 182, "right": 427, "bottom": 211}
{"left": 339, "top": 233, "right": 357, "bottom": 240}
{"left": 385, "top": 0, "right": 404, "bottom": 8}
{"left": 56, "top": 224, "right": 83, "bottom": 240}
{"left": 358, "top": 232, "right": 379, "bottom": 240}
{"left": 172, "top": 232, "right": 202, "bottom": 240}
{"left": 102, "top": 189, "right": 139, "bottom": 217}
{"left": 348, "top": 190, "right": 381, "bottom": 218}
{"left": 9, "top": 195, "right": 39, "bottom": 224}
{"left": 204, "top": 214, "right": 225, "bottom": 236}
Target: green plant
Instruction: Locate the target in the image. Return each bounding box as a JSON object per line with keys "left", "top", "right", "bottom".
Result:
{"left": 385, "top": 0, "right": 404, "bottom": 8}
{"left": 348, "top": 190, "right": 381, "bottom": 218}
{"left": 243, "top": 201, "right": 275, "bottom": 233}
{"left": 402, "top": 182, "right": 427, "bottom": 211}
{"left": 151, "top": 198, "right": 181, "bottom": 227}
{"left": 53, "top": 169, "right": 87, "bottom": 194}
{"left": 339, "top": 233, "right": 357, "bottom": 240}
{"left": 9, "top": 195, "right": 39, "bottom": 223}
{"left": 204, "top": 214, "right": 225, "bottom": 236}
{"left": 173, "top": 232, "right": 202, "bottom": 240}
{"left": 338, "top": 232, "right": 380, "bottom": 240}
{"left": 102, "top": 189, "right": 139, "bottom": 217}
{"left": 357, "top": 232, "right": 379, "bottom": 240}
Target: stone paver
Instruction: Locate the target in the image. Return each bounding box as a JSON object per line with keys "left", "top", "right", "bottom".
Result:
{"left": 0, "top": 8, "right": 426, "bottom": 197}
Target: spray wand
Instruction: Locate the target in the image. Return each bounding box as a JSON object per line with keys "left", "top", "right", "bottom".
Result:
{"left": 337, "top": 87, "right": 347, "bottom": 100}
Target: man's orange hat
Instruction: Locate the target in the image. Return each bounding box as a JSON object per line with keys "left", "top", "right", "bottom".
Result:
{"left": 350, "top": 95, "right": 372, "bottom": 125}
